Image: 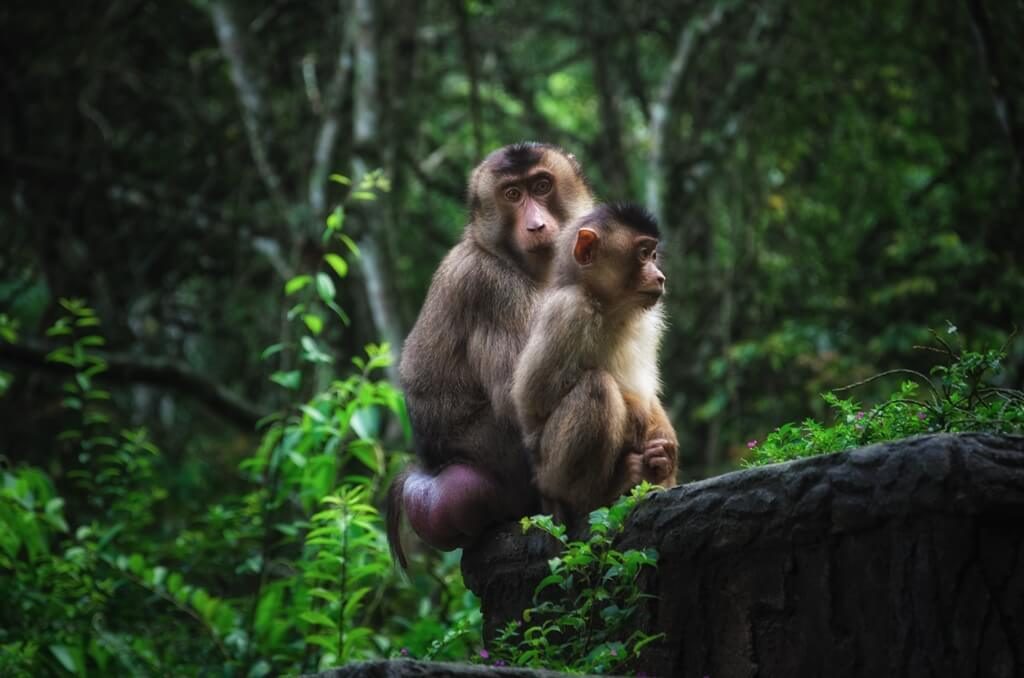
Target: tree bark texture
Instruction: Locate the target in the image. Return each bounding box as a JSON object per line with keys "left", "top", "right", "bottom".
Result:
{"left": 462, "top": 433, "right": 1024, "bottom": 678}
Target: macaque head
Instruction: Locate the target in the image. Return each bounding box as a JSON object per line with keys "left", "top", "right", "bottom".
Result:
{"left": 560, "top": 203, "right": 666, "bottom": 311}
{"left": 468, "top": 142, "right": 594, "bottom": 275}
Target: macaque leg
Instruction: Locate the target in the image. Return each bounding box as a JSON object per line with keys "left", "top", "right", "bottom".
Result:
{"left": 402, "top": 464, "right": 521, "bottom": 551}
{"left": 535, "top": 370, "right": 631, "bottom": 519}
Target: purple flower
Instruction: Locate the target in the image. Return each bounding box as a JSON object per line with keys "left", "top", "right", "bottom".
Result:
{"left": 478, "top": 648, "right": 490, "bottom": 660}
{"left": 494, "top": 659, "right": 507, "bottom": 667}
{"left": 855, "top": 411, "right": 866, "bottom": 420}
{"left": 610, "top": 648, "right": 618, "bottom": 657}
{"left": 917, "top": 411, "right": 927, "bottom": 421}
{"left": 399, "top": 648, "right": 409, "bottom": 657}
{"left": 747, "top": 439, "right": 758, "bottom": 449}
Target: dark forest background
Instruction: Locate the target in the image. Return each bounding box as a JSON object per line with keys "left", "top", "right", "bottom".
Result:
{"left": 1, "top": 0, "right": 1023, "bottom": 674}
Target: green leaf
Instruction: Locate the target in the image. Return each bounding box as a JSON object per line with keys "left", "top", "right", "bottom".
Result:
{"left": 306, "top": 634, "right": 338, "bottom": 651}
{"left": 309, "top": 587, "right": 340, "bottom": 605}
{"left": 328, "top": 173, "right": 351, "bottom": 185}
{"left": 316, "top": 272, "right": 336, "bottom": 302}
{"left": 303, "top": 313, "right": 324, "bottom": 335}
{"left": 260, "top": 343, "right": 285, "bottom": 360}
{"left": 342, "top": 586, "right": 372, "bottom": 618}
{"left": 534, "top": 574, "right": 566, "bottom": 597}
{"left": 300, "top": 336, "right": 333, "bottom": 364}
{"left": 350, "top": 406, "right": 381, "bottom": 440}
{"left": 49, "top": 645, "right": 78, "bottom": 673}
{"left": 338, "top": 234, "right": 360, "bottom": 257}
{"left": 285, "top": 275, "right": 312, "bottom": 295}
{"left": 350, "top": 190, "right": 376, "bottom": 201}
{"left": 324, "top": 253, "right": 349, "bottom": 278}
{"left": 270, "top": 370, "right": 301, "bottom": 390}
{"left": 349, "top": 441, "right": 380, "bottom": 473}
{"left": 299, "top": 405, "right": 326, "bottom": 423}
{"left": 167, "top": 572, "right": 184, "bottom": 596}
{"left": 326, "top": 300, "right": 351, "bottom": 326}
{"left": 300, "top": 611, "right": 338, "bottom": 629}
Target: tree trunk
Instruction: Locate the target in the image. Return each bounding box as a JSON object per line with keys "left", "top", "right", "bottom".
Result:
{"left": 645, "top": 4, "right": 727, "bottom": 225}
{"left": 350, "top": 0, "right": 405, "bottom": 381}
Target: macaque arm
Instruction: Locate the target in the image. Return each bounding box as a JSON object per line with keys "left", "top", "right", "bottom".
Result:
{"left": 467, "top": 319, "right": 522, "bottom": 422}
{"left": 512, "top": 290, "right": 595, "bottom": 439}
{"left": 534, "top": 369, "right": 629, "bottom": 517}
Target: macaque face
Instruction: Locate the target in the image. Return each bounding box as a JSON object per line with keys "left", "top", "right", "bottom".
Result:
{"left": 499, "top": 168, "right": 560, "bottom": 255}
{"left": 632, "top": 235, "right": 666, "bottom": 307}
{"left": 574, "top": 224, "right": 666, "bottom": 310}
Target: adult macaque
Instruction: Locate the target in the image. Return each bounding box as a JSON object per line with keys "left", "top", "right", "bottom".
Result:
{"left": 512, "top": 203, "right": 678, "bottom": 525}
{"left": 389, "top": 142, "right": 595, "bottom": 567}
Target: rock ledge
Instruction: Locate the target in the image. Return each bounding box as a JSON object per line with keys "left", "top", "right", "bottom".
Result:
{"left": 462, "top": 433, "right": 1024, "bottom": 678}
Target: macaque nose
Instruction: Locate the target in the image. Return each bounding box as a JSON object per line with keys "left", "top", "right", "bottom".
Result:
{"left": 655, "top": 271, "right": 666, "bottom": 285}
{"left": 527, "top": 220, "right": 546, "bottom": 232}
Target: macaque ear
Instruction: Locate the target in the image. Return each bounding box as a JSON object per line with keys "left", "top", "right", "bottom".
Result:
{"left": 573, "top": 228, "right": 600, "bottom": 265}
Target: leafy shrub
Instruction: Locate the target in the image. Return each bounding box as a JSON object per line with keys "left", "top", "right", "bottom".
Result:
{"left": 490, "top": 484, "right": 664, "bottom": 675}
{"left": 745, "top": 327, "right": 1024, "bottom": 466}
{"left": 0, "top": 177, "right": 480, "bottom": 675}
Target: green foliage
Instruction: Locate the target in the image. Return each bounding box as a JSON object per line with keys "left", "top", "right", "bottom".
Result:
{"left": 745, "top": 327, "right": 1024, "bottom": 466}
{"left": 490, "top": 485, "right": 664, "bottom": 675}
{"left": 0, "top": 198, "right": 480, "bottom": 675}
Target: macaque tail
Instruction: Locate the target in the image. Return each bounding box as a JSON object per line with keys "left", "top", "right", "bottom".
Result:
{"left": 386, "top": 469, "right": 410, "bottom": 569}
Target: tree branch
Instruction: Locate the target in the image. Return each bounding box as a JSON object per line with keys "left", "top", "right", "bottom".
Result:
{"left": 308, "top": 0, "right": 355, "bottom": 221}
{"left": 209, "top": 0, "right": 290, "bottom": 209}
{"left": 587, "top": 2, "right": 630, "bottom": 196}
{"left": 349, "top": 0, "right": 404, "bottom": 381}
{"left": 964, "top": 0, "right": 1023, "bottom": 185}
{"left": 0, "top": 340, "right": 267, "bottom": 430}
{"left": 645, "top": 2, "right": 728, "bottom": 224}
{"left": 452, "top": 0, "right": 484, "bottom": 161}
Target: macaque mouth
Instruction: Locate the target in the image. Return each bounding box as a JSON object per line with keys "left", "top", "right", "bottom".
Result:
{"left": 522, "top": 231, "right": 556, "bottom": 250}
{"left": 638, "top": 289, "right": 664, "bottom": 305}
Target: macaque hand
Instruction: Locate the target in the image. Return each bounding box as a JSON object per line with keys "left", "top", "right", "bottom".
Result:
{"left": 642, "top": 437, "right": 676, "bottom": 484}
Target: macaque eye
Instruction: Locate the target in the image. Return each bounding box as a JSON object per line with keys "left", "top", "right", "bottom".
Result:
{"left": 638, "top": 247, "right": 651, "bottom": 261}
{"left": 532, "top": 178, "right": 552, "bottom": 195}
{"left": 504, "top": 187, "right": 523, "bottom": 202}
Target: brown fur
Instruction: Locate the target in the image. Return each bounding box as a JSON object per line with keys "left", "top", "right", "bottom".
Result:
{"left": 512, "top": 204, "right": 678, "bottom": 524}
{"left": 388, "top": 143, "right": 595, "bottom": 566}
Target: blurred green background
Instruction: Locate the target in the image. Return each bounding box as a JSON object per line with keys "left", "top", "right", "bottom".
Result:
{"left": 1, "top": 0, "right": 1022, "bottom": 674}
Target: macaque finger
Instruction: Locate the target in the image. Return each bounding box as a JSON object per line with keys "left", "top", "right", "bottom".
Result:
{"left": 641, "top": 443, "right": 673, "bottom": 484}
{"left": 643, "top": 438, "right": 671, "bottom": 454}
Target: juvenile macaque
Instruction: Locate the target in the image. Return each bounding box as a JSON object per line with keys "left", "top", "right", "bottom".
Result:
{"left": 512, "top": 203, "right": 678, "bottom": 524}
{"left": 389, "top": 142, "right": 595, "bottom": 567}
